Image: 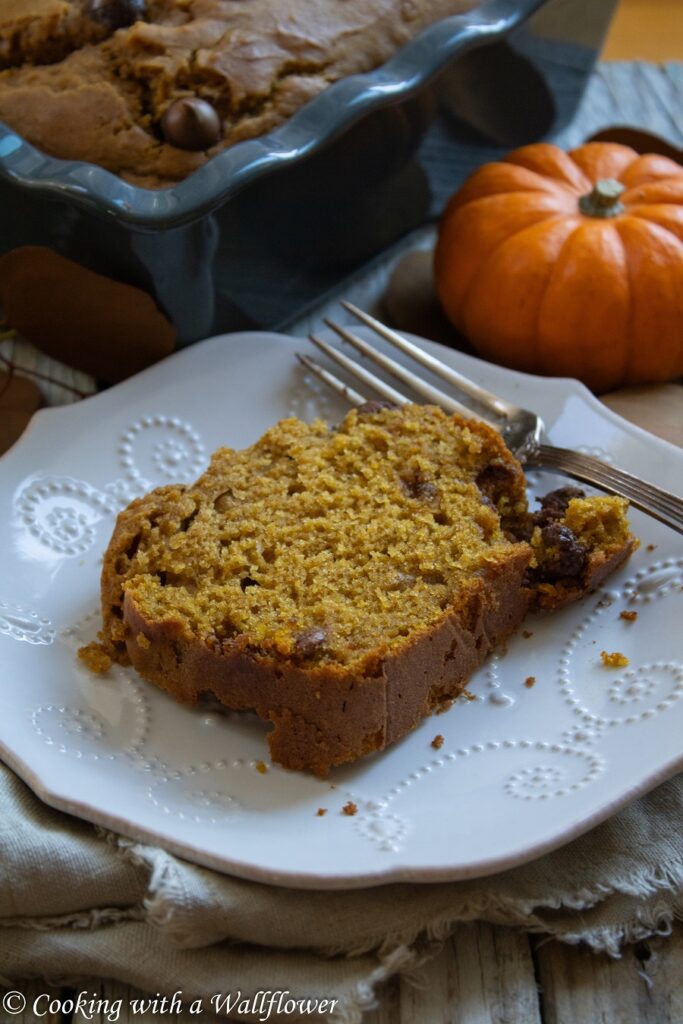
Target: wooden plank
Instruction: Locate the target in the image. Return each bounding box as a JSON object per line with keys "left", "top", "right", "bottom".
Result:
{"left": 364, "top": 974, "right": 402, "bottom": 1024}
{"left": 7, "top": 924, "right": 683, "bottom": 1022}
{"left": 533, "top": 923, "right": 683, "bottom": 1024}
{"left": 441, "top": 924, "right": 542, "bottom": 1024}
{"left": 367, "top": 923, "right": 542, "bottom": 1024}
{"left": 556, "top": 61, "right": 683, "bottom": 150}
{"left": 602, "top": 0, "right": 683, "bottom": 62}
{"left": 638, "top": 926, "right": 683, "bottom": 1024}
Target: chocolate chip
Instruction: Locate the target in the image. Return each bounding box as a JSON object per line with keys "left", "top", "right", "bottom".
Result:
{"left": 356, "top": 400, "right": 397, "bottom": 415}
{"left": 506, "top": 518, "right": 533, "bottom": 543}
{"left": 214, "top": 488, "right": 234, "bottom": 512}
{"left": 401, "top": 472, "right": 438, "bottom": 501}
{"left": 419, "top": 480, "right": 439, "bottom": 501}
{"left": 240, "top": 576, "right": 259, "bottom": 591}
{"left": 476, "top": 460, "right": 517, "bottom": 503}
{"left": 88, "top": 0, "right": 146, "bottom": 29}
{"left": 294, "top": 627, "right": 328, "bottom": 659}
{"left": 534, "top": 486, "right": 585, "bottom": 526}
{"left": 161, "top": 97, "right": 222, "bottom": 151}
{"left": 538, "top": 523, "right": 587, "bottom": 580}
{"left": 415, "top": 480, "right": 438, "bottom": 502}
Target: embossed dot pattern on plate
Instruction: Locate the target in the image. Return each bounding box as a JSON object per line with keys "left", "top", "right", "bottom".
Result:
{"left": 1, "top": 332, "right": 681, "bottom": 886}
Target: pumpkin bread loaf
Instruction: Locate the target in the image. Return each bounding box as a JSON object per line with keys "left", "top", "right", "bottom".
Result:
{"left": 0, "top": 0, "right": 478, "bottom": 188}
{"left": 85, "top": 403, "right": 636, "bottom": 775}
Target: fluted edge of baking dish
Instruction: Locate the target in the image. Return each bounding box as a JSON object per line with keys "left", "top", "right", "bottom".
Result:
{"left": 0, "top": 0, "right": 545, "bottom": 229}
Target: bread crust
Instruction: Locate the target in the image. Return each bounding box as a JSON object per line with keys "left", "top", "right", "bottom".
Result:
{"left": 100, "top": 483, "right": 187, "bottom": 652}
{"left": 94, "top": 409, "right": 636, "bottom": 777}
{"left": 121, "top": 545, "right": 530, "bottom": 775}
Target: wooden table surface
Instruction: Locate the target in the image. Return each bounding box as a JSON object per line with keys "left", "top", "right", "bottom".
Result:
{"left": 603, "top": 0, "right": 683, "bottom": 62}
{"left": 3, "top": 921, "right": 683, "bottom": 1023}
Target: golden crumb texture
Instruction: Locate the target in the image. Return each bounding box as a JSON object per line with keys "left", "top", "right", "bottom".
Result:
{"left": 77, "top": 641, "right": 112, "bottom": 674}
{"left": 95, "top": 403, "right": 636, "bottom": 775}
{"left": 601, "top": 650, "right": 630, "bottom": 668}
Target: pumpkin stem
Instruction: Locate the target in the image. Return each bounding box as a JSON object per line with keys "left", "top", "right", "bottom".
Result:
{"left": 579, "top": 178, "right": 626, "bottom": 218}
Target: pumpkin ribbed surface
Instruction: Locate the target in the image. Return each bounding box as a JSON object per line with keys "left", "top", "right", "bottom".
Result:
{"left": 435, "top": 142, "right": 683, "bottom": 392}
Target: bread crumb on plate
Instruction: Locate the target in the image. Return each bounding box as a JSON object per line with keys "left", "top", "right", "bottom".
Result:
{"left": 77, "top": 642, "right": 112, "bottom": 674}
{"left": 600, "top": 650, "right": 629, "bottom": 668}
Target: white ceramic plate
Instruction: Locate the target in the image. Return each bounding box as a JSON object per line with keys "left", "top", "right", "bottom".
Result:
{"left": 1, "top": 331, "right": 681, "bottom": 889}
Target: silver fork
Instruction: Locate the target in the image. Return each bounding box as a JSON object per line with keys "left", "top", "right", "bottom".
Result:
{"left": 297, "top": 302, "right": 683, "bottom": 535}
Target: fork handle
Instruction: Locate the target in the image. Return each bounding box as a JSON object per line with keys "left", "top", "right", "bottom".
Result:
{"left": 526, "top": 444, "right": 683, "bottom": 535}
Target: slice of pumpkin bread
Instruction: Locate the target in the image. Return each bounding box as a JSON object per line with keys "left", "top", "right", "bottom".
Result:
{"left": 89, "top": 403, "right": 635, "bottom": 775}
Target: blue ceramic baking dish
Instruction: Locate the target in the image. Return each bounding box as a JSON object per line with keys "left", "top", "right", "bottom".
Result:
{"left": 0, "top": 0, "right": 617, "bottom": 348}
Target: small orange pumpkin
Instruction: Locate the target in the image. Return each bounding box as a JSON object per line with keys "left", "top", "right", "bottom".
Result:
{"left": 434, "top": 142, "right": 683, "bottom": 393}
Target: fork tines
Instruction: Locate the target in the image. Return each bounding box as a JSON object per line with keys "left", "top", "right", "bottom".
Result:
{"left": 296, "top": 303, "right": 683, "bottom": 535}
{"left": 300, "top": 302, "right": 516, "bottom": 432}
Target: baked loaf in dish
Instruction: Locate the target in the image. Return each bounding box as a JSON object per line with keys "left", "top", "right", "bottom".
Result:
{"left": 86, "top": 403, "right": 636, "bottom": 776}
{"left": 0, "top": 0, "right": 478, "bottom": 188}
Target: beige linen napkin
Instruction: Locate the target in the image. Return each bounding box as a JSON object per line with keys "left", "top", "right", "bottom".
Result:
{"left": 0, "top": 760, "right": 681, "bottom": 1022}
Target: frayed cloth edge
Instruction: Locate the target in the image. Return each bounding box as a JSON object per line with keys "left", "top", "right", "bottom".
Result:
{"left": 92, "top": 830, "right": 683, "bottom": 963}
{"left": 0, "top": 907, "right": 144, "bottom": 932}
{"left": 312, "top": 868, "right": 683, "bottom": 960}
